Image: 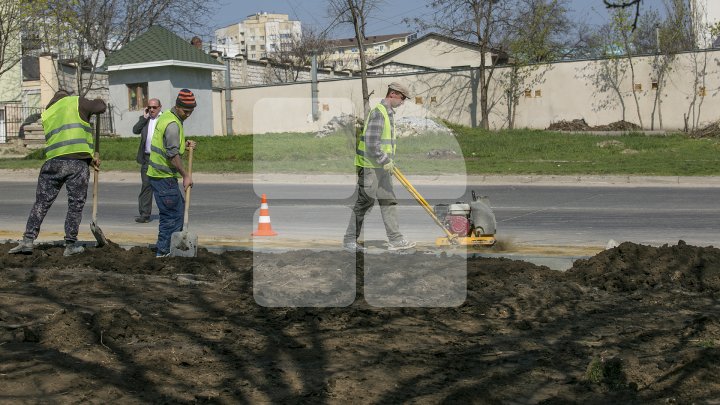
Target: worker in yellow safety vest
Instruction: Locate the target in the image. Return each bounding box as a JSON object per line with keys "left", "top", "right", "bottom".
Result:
{"left": 343, "top": 82, "right": 417, "bottom": 253}
{"left": 9, "top": 89, "right": 106, "bottom": 256}
{"left": 147, "top": 88, "right": 197, "bottom": 258}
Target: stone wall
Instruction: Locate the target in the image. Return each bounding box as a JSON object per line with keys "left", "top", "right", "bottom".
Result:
{"left": 211, "top": 57, "right": 351, "bottom": 88}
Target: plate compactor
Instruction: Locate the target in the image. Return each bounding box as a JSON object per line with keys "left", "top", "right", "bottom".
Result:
{"left": 393, "top": 167, "right": 497, "bottom": 247}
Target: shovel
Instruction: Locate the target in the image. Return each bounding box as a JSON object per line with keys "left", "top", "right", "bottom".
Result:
{"left": 90, "top": 115, "right": 108, "bottom": 247}
{"left": 170, "top": 147, "right": 197, "bottom": 257}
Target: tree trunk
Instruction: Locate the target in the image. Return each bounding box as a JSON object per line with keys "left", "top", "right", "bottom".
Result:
{"left": 348, "top": 1, "right": 370, "bottom": 117}
{"left": 627, "top": 55, "right": 644, "bottom": 129}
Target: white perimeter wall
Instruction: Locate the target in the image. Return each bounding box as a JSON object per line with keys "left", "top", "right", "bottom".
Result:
{"left": 218, "top": 49, "right": 720, "bottom": 134}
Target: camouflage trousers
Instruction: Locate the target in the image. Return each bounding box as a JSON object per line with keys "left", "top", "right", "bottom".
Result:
{"left": 23, "top": 158, "right": 90, "bottom": 243}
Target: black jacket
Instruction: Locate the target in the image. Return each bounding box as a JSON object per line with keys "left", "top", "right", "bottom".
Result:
{"left": 132, "top": 115, "right": 151, "bottom": 164}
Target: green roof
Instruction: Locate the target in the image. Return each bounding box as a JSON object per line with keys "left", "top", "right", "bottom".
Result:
{"left": 104, "top": 26, "right": 223, "bottom": 70}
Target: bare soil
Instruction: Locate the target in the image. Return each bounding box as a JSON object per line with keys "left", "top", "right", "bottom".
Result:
{"left": 1, "top": 240, "right": 719, "bottom": 404}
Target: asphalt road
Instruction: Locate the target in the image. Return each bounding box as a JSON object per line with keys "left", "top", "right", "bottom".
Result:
{"left": 1, "top": 176, "right": 719, "bottom": 252}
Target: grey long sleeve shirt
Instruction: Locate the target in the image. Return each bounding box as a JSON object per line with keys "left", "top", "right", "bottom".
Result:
{"left": 162, "top": 108, "right": 183, "bottom": 158}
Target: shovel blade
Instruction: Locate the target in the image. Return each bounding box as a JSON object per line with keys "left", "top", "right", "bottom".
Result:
{"left": 170, "top": 230, "right": 197, "bottom": 257}
{"left": 90, "top": 220, "right": 108, "bottom": 247}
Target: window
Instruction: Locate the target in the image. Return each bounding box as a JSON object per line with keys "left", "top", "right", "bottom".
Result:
{"left": 127, "top": 83, "right": 148, "bottom": 111}
{"left": 430, "top": 96, "right": 437, "bottom": 103}
{"left": 651, "top": 81, "right": 658, "bottom": 90}
{"left": 535, "top": 90, "right": 542, "bottom": 97}
{"left": 415, "top": 96, "right": 423, "bottom": 104}
{"left": 634, "top": 83, "right": 642, "bottom": 91}
{"left": 699, "top": 86, "right": 707, "bottom": 97}
{"left": 524, "top": 89, "right": 532, "bottom": 97}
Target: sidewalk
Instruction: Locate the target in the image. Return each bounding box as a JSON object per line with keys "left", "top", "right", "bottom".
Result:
{"left": 3, "top": 169, "right": 720, "bottom": 187}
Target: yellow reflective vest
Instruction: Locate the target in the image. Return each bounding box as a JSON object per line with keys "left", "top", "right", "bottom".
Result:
{"left": 41, "top": 96, "right": 94, "bottom": 160}
{"left": 147, "top": 111, "right": 185, "bottom": 178}
{"left": 354, "top": 103, "right": 395, "bottom": 168}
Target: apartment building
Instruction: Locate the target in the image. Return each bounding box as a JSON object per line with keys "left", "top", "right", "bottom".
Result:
{"left": 324, "top": 33, "right": 417, "bottom": 71}
{"left": 215, "top": 12, "right": 302, "bottom": 59}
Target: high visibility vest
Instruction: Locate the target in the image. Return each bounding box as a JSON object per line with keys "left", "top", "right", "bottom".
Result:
{"left": 41, "top": 96, "right": 94, "bottom": 160}
{"left": 147, "top": 111, "right": 185, "bottom": 178}
{"left": 354, "top": 103, "right": 395, "bottom": 168}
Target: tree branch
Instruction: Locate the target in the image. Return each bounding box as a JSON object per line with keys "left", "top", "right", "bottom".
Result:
{"left": 604, "top": 0, "right": 642, "bottom": 31}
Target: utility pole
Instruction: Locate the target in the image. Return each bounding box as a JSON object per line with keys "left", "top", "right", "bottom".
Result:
{"left": 223, "top": 56, "right": 234, "bottom": 135}
{"left": 311, "top": 52, "right": 319, "bottom": 121}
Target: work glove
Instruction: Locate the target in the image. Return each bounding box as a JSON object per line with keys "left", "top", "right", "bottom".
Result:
{"left": 383, "top": 160, "right": 395, "bottom": 173}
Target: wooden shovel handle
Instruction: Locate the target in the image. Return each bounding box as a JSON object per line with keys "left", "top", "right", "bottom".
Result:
{"left": 183, "top": 147, "right": 194, "bottom": 228}
{"left": 92, "top": 115, "right": 101, "bottom": 222}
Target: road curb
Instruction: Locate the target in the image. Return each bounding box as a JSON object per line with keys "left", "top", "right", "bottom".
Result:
{"left": 2, "top": 169, "right": 720, "bottom": 187}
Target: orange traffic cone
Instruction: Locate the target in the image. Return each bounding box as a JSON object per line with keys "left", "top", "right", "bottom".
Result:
{"left": 252, "top": 193, "right": 277, "bottom": 236}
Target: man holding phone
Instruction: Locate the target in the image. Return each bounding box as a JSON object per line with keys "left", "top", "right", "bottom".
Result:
{"left": 132, "top": 98, "right": 162, "bottom": 223}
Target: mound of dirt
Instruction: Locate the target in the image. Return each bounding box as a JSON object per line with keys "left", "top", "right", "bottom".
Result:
{"left": 547, "top": 118, "right": 592, "bottom": 131}
{"left": 1, "top": 240, "right": 718, "bottom": 403}
{"left": 548, "top": 119, "right": 643, "bottom": 132}
{"left": 690, "top": 121, "right": 720, "bottom": 138}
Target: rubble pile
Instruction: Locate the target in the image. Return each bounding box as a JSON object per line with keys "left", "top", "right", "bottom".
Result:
{"left": 315, "top": 113, "right": 361, "bottom": 138}
{"left": 316, "top": 115, "right": 454, "bottom": 138}
{"left": 395, "top": 117, "right": 454, "bottom": 138}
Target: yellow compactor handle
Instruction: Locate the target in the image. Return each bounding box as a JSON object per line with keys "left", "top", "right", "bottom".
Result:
{"left": 392, "top": 167, "right": 458, "bottom": 244}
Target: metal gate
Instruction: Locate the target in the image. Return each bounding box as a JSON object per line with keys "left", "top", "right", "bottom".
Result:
{"left": 0, "top": 108, "right": 5, "bottom": 143}
{"left": 1, "top": 104, "right": 114, "bottom": 143}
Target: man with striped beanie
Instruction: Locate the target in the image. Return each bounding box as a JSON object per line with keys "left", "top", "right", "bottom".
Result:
{"left": 147, "top": 88, "right": 198, "bottom": 258}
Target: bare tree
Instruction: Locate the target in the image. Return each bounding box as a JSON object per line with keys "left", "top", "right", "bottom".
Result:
{"left": 613, "top": 8, "right": 644, "bottom": 128}
{"left": 267, "top": 28, "right": 332, "bottom": 83}
{"left": 647, "top": 0, "right": 693, "bottom": 130}
{"left": 23, "top": 0, "right": 214, "bottom": 96}
{"left": 411, "top": 0, "right": 515, "bottom": 129}
{"left": 684, "top": 0, "right": 711, "bottom": 132}
{"left": 328, "top": 0, "right": 382, "bottom": 117}
{"left": 0, "top": 0, "right": 27, "bottom": 78}
{"left": 502, "top": 0, "right": 571, "bottom": 129}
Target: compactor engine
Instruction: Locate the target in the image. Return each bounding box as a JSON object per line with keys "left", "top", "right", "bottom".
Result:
{"left": 432, "top": 191, "right": 497, "bottom": 246}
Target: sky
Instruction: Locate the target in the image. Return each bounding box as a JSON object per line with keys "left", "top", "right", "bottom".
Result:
{"left": 205, "top": 0, "right": 619, "bottom": 40}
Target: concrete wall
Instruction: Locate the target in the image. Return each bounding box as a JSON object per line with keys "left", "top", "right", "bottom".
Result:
{"left": 221, "top": 49, "right": 720, "bottom": 134}
{"left": 109, "top": 66, "right": 214, "bottom": 136}
{"left": 211, "top": 57, "right": 350, "bottom": 88}
{"left": 226, "top": 76, "right": 455, "bottom": 134}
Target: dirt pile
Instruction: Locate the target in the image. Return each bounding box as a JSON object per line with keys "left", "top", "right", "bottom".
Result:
{"left": 1, "top": 241, "right": 718, "bottom": 403}
{"left": 548, "top": 119, "right": 642, "bottom": 132}
{"left": 690, "top": 121, "right": 720, "bottom": 138}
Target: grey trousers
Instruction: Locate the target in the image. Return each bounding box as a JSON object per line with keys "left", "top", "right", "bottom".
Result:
{"left": 138, "top": 155, "right": 153, "bottom": 217}
{"left": 344, "top": 167, "right": 403, "bottom": 243}
{"left": 23, "top": 158, "right": 90, "bottom": 243}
